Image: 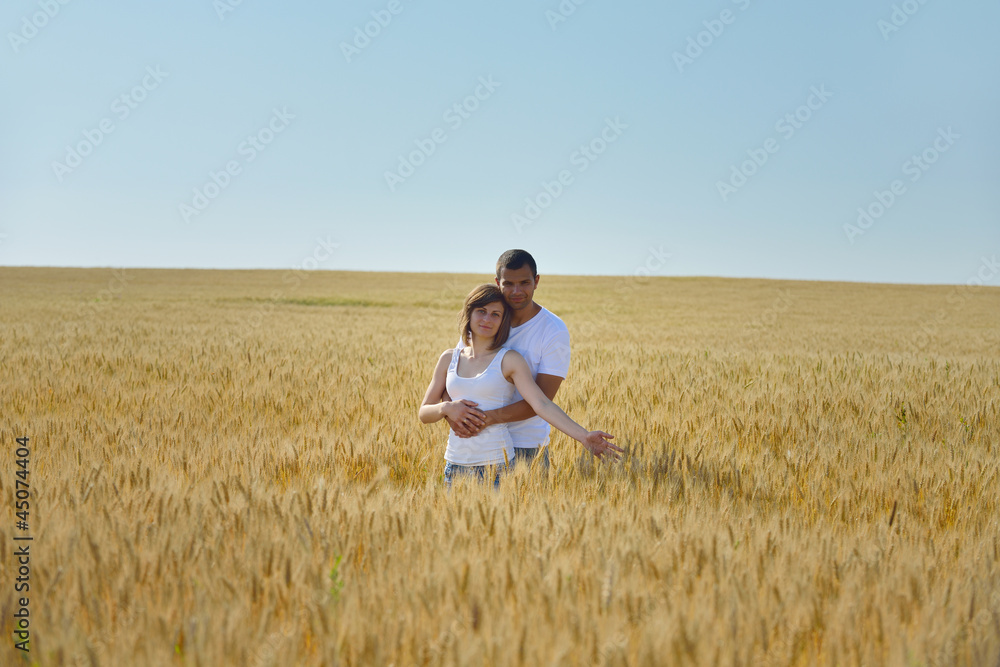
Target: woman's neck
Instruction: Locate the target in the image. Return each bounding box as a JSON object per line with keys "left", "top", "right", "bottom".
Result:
{"left": 467, "top": 334, "right": 495, "bottom": 357}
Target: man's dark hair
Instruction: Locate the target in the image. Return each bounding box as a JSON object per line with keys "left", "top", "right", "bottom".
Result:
{"left": 495, "top": 249, "right": 537, "bottom": 279}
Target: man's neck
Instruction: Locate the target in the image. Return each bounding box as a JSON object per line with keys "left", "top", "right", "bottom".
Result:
{"left": 511, "top": 302, "right": 542, "bottom": 328}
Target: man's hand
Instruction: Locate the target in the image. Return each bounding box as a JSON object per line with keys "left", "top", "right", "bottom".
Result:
{"left": 582, "top": 431, "right": 623, "bottom": 461}
{"left": 443, "top": 400, "right": 487, "bottom": 438}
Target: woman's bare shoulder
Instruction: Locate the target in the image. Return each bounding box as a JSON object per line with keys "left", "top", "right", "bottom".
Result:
{"left": 500, "top": 348, "right": 527, "bottom": 368}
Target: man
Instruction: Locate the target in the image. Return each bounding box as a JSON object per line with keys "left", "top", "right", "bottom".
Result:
{"left": 446, "top": 249, "right": 623, "bottom": 464}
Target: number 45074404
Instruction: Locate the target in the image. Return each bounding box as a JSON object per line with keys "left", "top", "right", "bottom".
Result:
{"left": 15, "top": 436, "right": 29, "bottom": 525}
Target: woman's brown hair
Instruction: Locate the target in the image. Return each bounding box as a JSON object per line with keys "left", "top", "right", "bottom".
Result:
{"left": 459, "top": 284, "right": 512, "bottom": 350}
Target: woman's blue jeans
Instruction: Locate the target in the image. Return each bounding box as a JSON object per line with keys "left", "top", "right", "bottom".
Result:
{"left": 443, "top": 461, "right": 509, "bottom": 489}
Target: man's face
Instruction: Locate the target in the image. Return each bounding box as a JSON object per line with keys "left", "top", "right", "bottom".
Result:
{"left": 496, "top": 266, "right": 538, "bottom": 311}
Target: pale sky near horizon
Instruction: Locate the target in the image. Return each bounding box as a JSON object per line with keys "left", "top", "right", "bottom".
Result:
{"left": 1, "top": 0, "right": 997, "bottom": 285}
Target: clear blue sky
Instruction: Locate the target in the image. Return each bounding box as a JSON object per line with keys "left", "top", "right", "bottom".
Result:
{"left": 2, "top": 0, "right": 997, "bottom": 284}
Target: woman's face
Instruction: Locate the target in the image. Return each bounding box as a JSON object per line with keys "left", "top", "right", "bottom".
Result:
{"left": 469, "top": 300, "right": 506, "bottom": 340}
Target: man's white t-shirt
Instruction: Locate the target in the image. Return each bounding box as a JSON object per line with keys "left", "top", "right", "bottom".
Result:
{"left": 460, "top": 305, "right": 570, "bottom": 448}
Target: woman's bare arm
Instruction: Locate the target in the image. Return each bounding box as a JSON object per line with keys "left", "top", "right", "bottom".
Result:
{"left": 418, "top": 351, "right": 456, "bottom": 424}
{"left": 501, "top": 351, "right": 622, "bottom": 459}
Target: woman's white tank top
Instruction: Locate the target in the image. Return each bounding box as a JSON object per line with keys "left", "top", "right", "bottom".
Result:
{"left": 444, "top": 346, "right": 516, "bottom": 465}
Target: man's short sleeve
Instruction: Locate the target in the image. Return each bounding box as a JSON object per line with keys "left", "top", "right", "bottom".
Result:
{"left": 537, "top": 323, "right": 571, "bottom": 378}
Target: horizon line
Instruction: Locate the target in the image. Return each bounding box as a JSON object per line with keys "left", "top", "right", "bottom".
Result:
{"left": 2, "top": 264, "right": 998, "bottom": 290}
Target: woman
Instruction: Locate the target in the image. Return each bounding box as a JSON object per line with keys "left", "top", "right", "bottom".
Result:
{"left": 419, "top": 284, "right": 614, "bottom": 487}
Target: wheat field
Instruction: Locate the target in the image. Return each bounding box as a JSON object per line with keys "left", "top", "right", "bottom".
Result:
{"left": 1, "top": 266, "right": 998, "bottom": 666}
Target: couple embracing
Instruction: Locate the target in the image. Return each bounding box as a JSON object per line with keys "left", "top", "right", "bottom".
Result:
{"left": 419, "top": 249, "right": 623, "bottom": 487}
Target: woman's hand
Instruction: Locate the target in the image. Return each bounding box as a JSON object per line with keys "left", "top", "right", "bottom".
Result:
{"left": 581, "top": 431, "right": 622, "bottom": 461}
{"left": 443, "top": 399, "right": 487, "bottom": 437}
